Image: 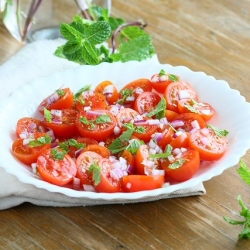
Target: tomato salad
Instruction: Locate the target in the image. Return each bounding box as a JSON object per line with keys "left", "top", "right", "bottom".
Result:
{"left": 11, "top": 70, "right": 229, "bottom": 193}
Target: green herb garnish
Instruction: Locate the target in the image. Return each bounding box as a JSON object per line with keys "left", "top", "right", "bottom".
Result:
{"left": 88, "top": 161, "right": 102, "bottom": 186}
{"left": 44, "top": 108, "right": 52, "bottom": 123}
{"left": 54, "top": 5, "right": 155, "bottom": 65}
{"left": 29, "top": 135, "right": 52, "bottom": 147}
{"left": 51, "top": 149, "right": 67, "bottom": 160}
{"left": 147, "top": 97, "right": 167, "bottom": 119}
{"left": 207, "top": 124, "right": 229, "bottom": 137}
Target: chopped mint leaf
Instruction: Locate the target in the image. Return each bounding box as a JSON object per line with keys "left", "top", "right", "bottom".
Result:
{"left": 29, "top": 135, "right": 52, "bottom": 147}
{"left": 89, "top": 161, "right": 102, "bottom": 186}
{"left": 147, "top": 97, "right": 166, "bottom": 119}
{"left": 169, "top": 159, "right": 186, "bottom": 169}
{"left": 207, "top": 124, "right": 229, "bottom": 137}
{"left": 44, "top": 108, "right": 52, "bottom": 123}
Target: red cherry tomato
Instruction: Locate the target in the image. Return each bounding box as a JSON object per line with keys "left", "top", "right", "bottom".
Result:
{"left": 75, "top": 151, "right": 103, "bottom": 185}
{"left": 75, "top": 109, "right": 116, "bottom": 142}
{"left": 36, "top": 148, "right": 77, "bottom": 186}
{"left": 170, "top": 132, "right": 190, "bottom": 149}
{"left": 12, "top": 132, "right": 51, "bottom": 165}
{"left": 38, "top": 88, "right": 74, "bottom": 113}
{"left": 161, "top": 148, "right": 200, "bottom": 182}
{"left": 133, "top": 123, "right": 158, "bottom": 143}
{"left": 135, "top": 144, "right": 150, "bottom": 175}
{"left": 165, "top": 110, "right": 179, "bottom": 122}
{"left": 177, "top": 99, "right": 215, "bottom": 121}
{"left": 164, "top": 81, "right": 198, "bottom": 113}
{"left": 156, "top": 125, "right": 175, "bottom": 150}
{"left": 75, "top": 91, "right": 108, "bottom": 111}
{"left": 122, "top": 175, "right": 165, "bottom": 192}
{"left": 44, "top": 109, "right": 78, "bottom": 139}
{"left": 15, "top": 117, "right": 48, "bottom": 138}
{"left": 189, "top": 127, "right": 228, "bottom": 161}
{"left": 134, "top": 91, "right": 161, "bottom": 115}
{"left": 81, "top": 144, "right": 111, "bottom": 158}
{"left": 90, "top": 158, "right": 123, "bottom": 193}
{"left": 118, "top": 78, "right": 152, "bottom": 107}
{"left": 95, "top": 80, "right": 119, "bottom": 105}
{"left": 116, "top": 108, "right": 140, "bottom": 128}
{"left": 150, "top": 71, "right": 180, "bottom": 94}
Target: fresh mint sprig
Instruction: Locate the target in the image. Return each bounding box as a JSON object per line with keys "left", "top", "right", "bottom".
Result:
{"left": 54, "top": 5, "right": 155, "bottom": 65}
{"left": 223, "top": 160, "right": 250, "bottom": 239}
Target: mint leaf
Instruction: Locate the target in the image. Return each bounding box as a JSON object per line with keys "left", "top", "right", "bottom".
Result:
{"left": 111, "top": 35, "right": 155, "bottom": 62}
{"left": 44, "top": 108, "right": 52, "bottom": 123}
{"left": 207, "top": 124, "right": 229, "bottom": 137}
{"left": 51, "top": 149, "right": 67, "bottom": 160}
{"left": 89, "top": 161, "right": 102, "bottom": 186}
{"left": 63, "top": 40, "right": 82, "bottom": 55}
{"left": 82, "top": 41, "right": 99, "bottom": 65}
{"left": 29, "top": 135, "right": 52, "bottom": 147}
{"left": 147, "top": 97, "right": 166, "bottom": 119}
{"left": 169, "top": 159, "right": 186, "bottom": 169}
{"left": 85, "top": 21, "right": 112, "bottom": 45}
{"left": 74, "top": 85, "right": 92, "bottom": 100}
{"left": 238, "top": 160, "right": 250, "bottom": 186}
{"left": 60, "top": 23, "right": 83, "bottom": 41}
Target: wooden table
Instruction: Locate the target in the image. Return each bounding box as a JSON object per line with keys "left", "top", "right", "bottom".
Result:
{"left": 1, "top": 0, "right": 250, "bottom": 249}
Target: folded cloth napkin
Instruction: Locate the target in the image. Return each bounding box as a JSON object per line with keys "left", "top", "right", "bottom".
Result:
{"left": 0, "top": 39, "right": 206, "bottom": 210}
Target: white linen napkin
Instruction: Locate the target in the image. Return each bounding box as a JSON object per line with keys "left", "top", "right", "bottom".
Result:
{"left": 0, "top": 39, "right": 206, "bottom": 210}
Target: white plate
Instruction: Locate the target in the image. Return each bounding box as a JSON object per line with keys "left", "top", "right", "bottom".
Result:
{"left": 1, "top": 60, "right": 250, "bottom": 201}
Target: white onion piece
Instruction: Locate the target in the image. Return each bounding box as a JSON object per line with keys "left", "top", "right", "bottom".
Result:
{"left": 83, "top": 184, "right": 96, "bottom": 192}
{"left": 151, "top": 169, "right": 165, "bottom": 176}
{"left": 200, "top": 127, "right": 209, "bottom": 136}
{"left": 201, "top": 109, "right": 211, "bottom": 115}
{"left": 51, "top": 109, "right": 62, "bottom": 117}
{"left": 178, "top": 90, "right": 191, "bottom": 100}
{"left": 126, "top": 96, "right": 135, "bottom": 102}
{"left": 103, "top": 85, "right": 114, "bottom": 95}
{"left": 84, "top": 106, "right": 91, "bottom": 111}
{"left": 19, "top": 131, "right": 29, "bottom": 139}
{"left": 172, "top": 147, "right": 181, "bottom": 155}
{"left": 134, "top": 87, "right": 144, "bottom": 95}
{"left": 86, "top": 110, "right": 105, "bottom": 116}
{"left": 114, "top": 126, "right": 121, "bottom": 135}
{"left": 159, "top": 74, "right": 168, "bottom": 81}
{"left": 147, "top": 119, "right": 160, "bottom": 125}
{"left": 29, "top": 122, "right": 37, "bottom": 130}
{"left": 23, "top": 138, "right": 31, "bottom": 145}
{"left": 168, "top": 155, "right": 175, "bottom": 162}
{"left": 191, "top": 120, "right": 200, "bottom": 129}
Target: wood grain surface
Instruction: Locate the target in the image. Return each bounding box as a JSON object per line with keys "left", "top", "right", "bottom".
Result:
{"left": 0, "top": 0, "right": 250, "bottom": 249}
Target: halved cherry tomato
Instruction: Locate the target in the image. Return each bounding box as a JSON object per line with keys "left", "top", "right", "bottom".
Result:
{"left": 150, "top": 71, "right": 180, "bottom": 94}
{"left": 121, "top": 150, "right": 136, "bottom": 174}
{"left": 16, "top": 117, "right": 48, "bottom": 138}
{"left": 75, "top": 151, "right": 103, "bottom": 185}
{"left": 171, "top": 113, "right": 207, "bottom": 132}
{"left": 165, "top": 110, "right": 179, "bottom": 122}
{"left": 81, "top": 144, "right": 111, "bottom": 158}
{"left": 44, "top": 109, "right": 78, "bottom": 138}
{"left": 135, "top": 144, "right": 150, "bottom": 175}
{"left": 134, "top": 92, "right": 161, "bottom": 115}
{"left": 95, "top": 80, "right": 119, "bottom": 105}
{"left": 90, "top": 158, "right": 123, "bottom": 193}
{"left": 178, "top": 99, "right": 215, "bottom": 121}
{"left": 122, "top": 175, "right": 164, "bottom": 192}
{"left": 164, "top": 81, "right": 198, "bottom": 113}
{"left": 37, "top": 148, "right": 77, "bottom": 186}
{"left": 189, "top": 127, "right": 228, "bottom": 161}
{"left": 38, "top": 88, "right": 74, "bottom": 113}
{"left": 75, "top": 91, "right": 108, "bottom": 111}
{"left": 161, "top": 148, "right": 200, "bottom": 182}
{"left": 170, "top": 132, "right": 190, "bottom": 149}
{"left": 118, "top": 78, "right": 152, "bottom": 107}
{"left": 133, "top": 123, "right": 158, "bottom": 143}
{"left": 12, "top": 132, "right": 51, "bottom": 165}
{"left": 75, "top": 109, "right": 116, "bottom": 141}
{"left": 116, "top": 108, "right": 140, "bottom": 128}
{"left": 156, "top": 125, "right": 175, "bottom": 150}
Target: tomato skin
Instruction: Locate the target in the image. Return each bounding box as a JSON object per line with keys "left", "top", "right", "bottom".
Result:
{"left": 189, "top": 127, "right": 228, "bottom": 161}
{"left": 165, "top": 110, "right": 179, "bottom": 122}
{"left": 122, "top": 175, "right": 164, "bottom": 192}
{"left": 161, "top": 148, "right": 200, "bottom": 182}
{"left": 38, "top": 88, "right": 74, "bottom": 113}
{"left": 150, "top": 73, "right": 180, "bottom": 94}
{"left": 133, "top": 124, "right": 158, "bottom": 143}
{"left": 164, "top": 81, "right": 198, "bottom": 113}
{"left": 44, "top": 109, "right": 78, "bottom": 139}
{"left": 135, "top": 144, "right": 150, "bottom": 175}
{"left": 75, "top": 151, "right": 103, "bottom": 185}
{"left": 170, "top": 132, "right": 190, "bottom": 149}
{"left": 92, "top": 158, "right": 123, "bottom": 193}
{"left": 95, "top": 80, "right": 119, "bottom": 105}
{"left": 16, "top": 117, "right": 48, "bottom": 138}
{"left": 81, "top": 144, "right": 111, "bottom": 158}
{"left": 75, "top": 109, "right": 116, "bottom": 142}
{"left": 134, "top": 92, "right": 161, "bottom": 115}
{"left": 118, "top": 78, "right": 152, "bottom": 107}
{"left": 156, "top": 125, "right": 175, "bottom": 150}
{"left": 12, "top": 132, "right": 51, "bottom": 165}
{"left": 178, "top": 99, "right": 215, "bottom": 121}
{"left": 75, "top": 91, "right": 108, "bottom": 111}
{"left": 37, "top": 148, "right": 77, "bottom": 186}
{"left": 116, "top": 108, "right": 140, "bottom": 128}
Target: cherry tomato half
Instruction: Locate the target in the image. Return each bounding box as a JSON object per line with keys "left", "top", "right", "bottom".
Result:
{"left": 122, "top": 175, "right": 165, "bottom": 192}
{"left": 189, "top": 127, "right": 228, "bottom": 161}
{"left": 76, "top": 109, "right": 116, "bottom": 142}
{"left": 37, "top": 148, "right": 77, "bottom": 186}
{"left": 38, "top": 88, "right": 74, "bottom": 113}
{"left": 161, "top": 148, "right": 200, "bottom": 182}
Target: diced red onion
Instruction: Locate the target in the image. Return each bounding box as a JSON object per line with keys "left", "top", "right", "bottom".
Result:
{"left": 172, "top": 147, "right": 181, "bottom": 155}
{"left": 86, "top": 110, "right": 105, "bottom": 116}
{"left": 72, "top": 177, "right": 81, "bottom": 190}
{"left": 147, "top": 119, "right": 160, "bottom": 125}
{"left": 200, "top": 127, "right": 209, "bottom": 136}
{"left": 84, "top": 106, "right": 91, "bottom": 111}
{"left": 46, "top": 92, "right": 59, "bottom": 106}
{"left": 103, "top": 85, "right": 114, "bottom": 95}
{"left": 19, "top": 131, "right": 29, "bottom": 139}
{"left": 114, "top": 126, "right": 121, "bottom": 135}
{"left": 171, "top": 120, "right": 185, "bottom": 128}
{"left": 134, "top": 87, "right": 144, "bottom": 95}
{"left": 23, "top": 138, "right": 31, "bottom": 145}
{"left": 175, "top": 152, "right": 183, "bottom": 159}
{"left": 159, "top": 74, "right": 168, "bottom": 81}
{"left": 126, "top": 96, "right": 135, "bottom": 102}
{"left": 200, "top": 137, "right": 210, "bottom": 146}
{"left": 127, "top": 165, "right": 136, "bottom": 175}
{"left": 29, "top": 122, "right": 37, "bottom": 131}
{"left": 168, "top": 155, "right": 175, "bottom": 162}
{"left": 75, "top": 148, "right": 83, "bottom": 158}
{"left": 180, "top": 147, "right": 187, "bottom": 153}
{"left": 191, "top": 119, "right": 200, "bottom": 129}
{"left": 133, "top": 119, "right": 148, "bottom": 125}
{"left": 151, "top": 132, "right": 164, "bottom": 142}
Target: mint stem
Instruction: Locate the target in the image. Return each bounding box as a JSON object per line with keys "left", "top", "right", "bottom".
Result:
{"left": 111, "top": 20, "right": 147, "bottom": 53}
